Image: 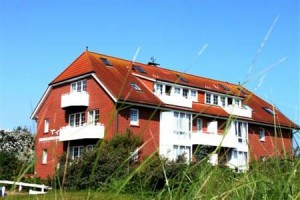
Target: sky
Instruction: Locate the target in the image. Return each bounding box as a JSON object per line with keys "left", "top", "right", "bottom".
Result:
{"left": 0, "top": 0, "right": 299, "bottom": 137}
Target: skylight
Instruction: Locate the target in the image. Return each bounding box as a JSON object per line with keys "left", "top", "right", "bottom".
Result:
{"left": 100, "top": 57, "right": 113, "bottom": 66}
{"left": 238, "top": 87, "right": 248, "bottom": 95}
{"left": 176, "top": 74, "right": 188, "bottom": 83}
{"left": 134, "top": 65, "right": 147, "bottom": 74}
{"left": 263, "top": 107, "right": 275, "bottom": 115}
{"left": 130, "top": 83, "right": 142, "bottom": 91}
{"left": 219, "top": 84, "right": 230, "bottom": 91}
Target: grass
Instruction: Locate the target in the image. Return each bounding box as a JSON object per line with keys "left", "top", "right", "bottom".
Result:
{"left": 3, "top": 191, "right": 142, "bottom": 200}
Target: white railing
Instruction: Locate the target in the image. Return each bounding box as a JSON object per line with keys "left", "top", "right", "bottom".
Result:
{"left": 224, "top": 105, "right": 252, "bottom": 118}
{"left": 0, "top": 180, "right": 51, "bottom": 195}
{"left": 61, "top": 91, "right": 89, "bottom": 108}
{"left": 158, "top": 95, "right": 193, "bottom": 108}
{"left": 173, "top": 130, "right": 191, "bottom": 140}
{"left": 59, "top": 123, "right": 105, "bottom": 141}
{"left": 191, "top": 131, "right": 237, "bottom": 148}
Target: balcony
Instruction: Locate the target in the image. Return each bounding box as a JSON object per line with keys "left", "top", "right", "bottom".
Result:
{"left": 191, "top": 131, "right": 237, "bottom": 148}
{"left": 158, "top": 95, "right": 193, "bottom": 108}
{"left": 61, "top": 92, "right": 89, "bottom": 108}
{"left": 224, "top": 105, "right": 252, "bottom": 118}
{"left": 59, "top": 123, "right": 105, "bottom": 141}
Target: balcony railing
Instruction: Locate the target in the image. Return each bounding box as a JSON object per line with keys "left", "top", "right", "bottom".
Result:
{"left": 158, "top": 95, "right": 193, "bottom": 108}
{"left": 59, "top": 123, "right": 105, "bottom": 141}
{"left": 224, "top": 105, "right": 252, "bottom": 118}
{"left": 61, "top": 91, "right": 89, "bottom": 108}
{"left": 191, "top": 131, "right": 237, "bottom": 148}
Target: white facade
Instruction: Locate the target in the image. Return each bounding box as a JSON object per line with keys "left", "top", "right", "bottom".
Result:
{"left": 159, "top": 110, "right": 249, "bottom": 170}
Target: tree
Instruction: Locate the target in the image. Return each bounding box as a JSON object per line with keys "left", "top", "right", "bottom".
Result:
{"left": 0, "top": 127, "right": 35, "bottom": 162}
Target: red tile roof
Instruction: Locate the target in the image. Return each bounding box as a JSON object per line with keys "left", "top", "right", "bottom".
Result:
{"left": 50, "top": 51, "right": 299, "bottom": 129}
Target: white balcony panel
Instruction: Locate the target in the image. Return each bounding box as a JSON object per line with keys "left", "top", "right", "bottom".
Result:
{"left": 224, "top": 105, "right": 252, "bottom": 118}
{"left": 61, "top": 92, "right": 89, "bottom": 108}
{"left": 59, "top": 123, "right": 104, "bottom": 141}
{"left": 191, "top": 131, "right": 237, "bottom": 148}
{"left": 158, "top": 95, "right": 192, "bottom": 108}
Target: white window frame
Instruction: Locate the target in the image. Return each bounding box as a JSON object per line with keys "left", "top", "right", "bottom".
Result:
{"left": 220, "top": 96, "right": 226, "bottom": 107}
{"left": 42, "top": 149, "right": 48, "bottom": 164}
{"left": 174, "top": 87, "right": 181, "bottom": 96}
{"left": 155, "top": 84, "right": 163, "bottom": 95}
{"left": 44, "top": 119, "right": 49, "bottom": 133}
{"left": 88, "top": 110, "right": 99, "bottom": 125}
{"left": 130, "top": 109, "right": 139, "bottom": 126}
{"left": 205, "top": 93, "right": 211, "bottom": 104}
{"left": 173, "top": 145, "right": 191, "bottom": 161}
{"left": 213, "top": 94, "right": 218, "bottom": 105}
{"left": 259, "top": 128, "right": 265, "bottom": 141}
{"left": 69, "top": 112, "right": 85, "bottom": 127}
{"left": 71, "top": 79, "right": 87, "bottom": 93}
{"left": 70, "top": 146, "right": 84, "bottom": 160}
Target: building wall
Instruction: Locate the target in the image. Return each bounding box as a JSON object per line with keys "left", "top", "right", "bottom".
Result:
{"left": 248, "top": 124, "right": 292, "bottom": 161}
{"left": 35, "top": 77, "right": 116, "bottom": 178}
{"left": 117, "top": 106, "right": 160, "bottom": 158}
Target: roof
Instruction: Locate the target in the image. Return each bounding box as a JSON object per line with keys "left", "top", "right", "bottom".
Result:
{"left": 40, "top": 50, "right": 299, "bottom": 129}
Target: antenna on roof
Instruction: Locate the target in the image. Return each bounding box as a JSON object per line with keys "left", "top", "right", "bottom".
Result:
{"left": 148, "top": 56, "right": 160, "bottom": 66}
{"left": 86, "top": 46, "right": 89, "bottom": 51}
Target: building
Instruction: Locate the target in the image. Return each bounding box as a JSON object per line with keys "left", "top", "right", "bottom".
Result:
{"left": 31, "top": 50, "right": 299, "bottom": 178}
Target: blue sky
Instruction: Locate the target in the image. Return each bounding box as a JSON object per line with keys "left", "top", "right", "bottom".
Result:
{"left": 0, "top": 0, "right": 299, "bottom": 136}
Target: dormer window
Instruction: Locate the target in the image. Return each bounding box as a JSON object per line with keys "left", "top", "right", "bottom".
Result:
{"left": 213, "top": 95, "right": 218, "bottom": 105}
{"left": 100, "top": 57, "right": 113, "bottom": 66}
{"left": 71, "top": 80, "right": 86, "bottom": 93}
{"left": 206, "top": 93, "right": 211, "bottom": 104}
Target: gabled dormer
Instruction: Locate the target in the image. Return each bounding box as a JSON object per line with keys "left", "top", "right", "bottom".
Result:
{"left": 154, "top": 82, "right": 197, "bottom": 108}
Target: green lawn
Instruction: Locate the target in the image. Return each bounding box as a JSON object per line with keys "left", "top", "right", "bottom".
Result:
{"left": 3, "top": 191, "right": 144, "bottom": 200}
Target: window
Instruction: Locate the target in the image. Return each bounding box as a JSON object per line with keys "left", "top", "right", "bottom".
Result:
{"left": 71, "top": 79, "right": 87, "bottom": 93}
{"left": 183, "top": 89, "right": 188, "bottom": 99}
{"left": 165, "top": 85, "right": 172, "bottom": 96}
{"left": 69, "top": 112, "right": 85, "bottom": 127}
{"left": 174, "top": 87, "right": 181, "bottom": 95}
{"left": 134, "top": 65, "right": 147, "bottom": 74}
{"left": 173, "top": 145, "right": 191, "bottom": 161}
{"left": 100, "top": 57, "right": 113, "bottom": 66}
{"left": 130, "top": 83, "right": 142, "bottom": 91}
{"left": 221, "top": 96, "right": 226, "bottom": 107}
{"left": 263, "top": 107, "right": 275, "bottom": 115}
{"left": 228, "top": 97, "right": 233, "bottom": 105}
{"left": 156, "top": 84, "right": 163, "bottom": 95}
{"left": 235, "top": 99, "right": 241, "bottom": 107}
{"left": 70, "top": 146, "right": 84, "bottom": 160}
{"left": 42, "top": 149, "right": 48, "bottom": 164}
{"left": 196, "top": 118, "right": 202, "bottom": 132}
{"left": 190, "top": 90, "right": 197, "bottom": 100}
{"left": 86, "top": 145, "right": 95, "bottom": 151}
{"left": 259, "top": 128, "right": 265, "bottom": 141}
{"left": 44, "top": 119, "right": 49, "bottom": 133}
{"left": 205, "top": 93, "right": 211, "bottom": 104}
{"left": 174, "top": 112, "right": 191, "bottom": 133}
{"left": 213, "top": 95, "right": 218, "bottom": 105}
{"left": 88, "top": 110, "right": 99, "bottom": 125}
{"left": 130, "top": 109, "right": 139, "bottom": 126}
